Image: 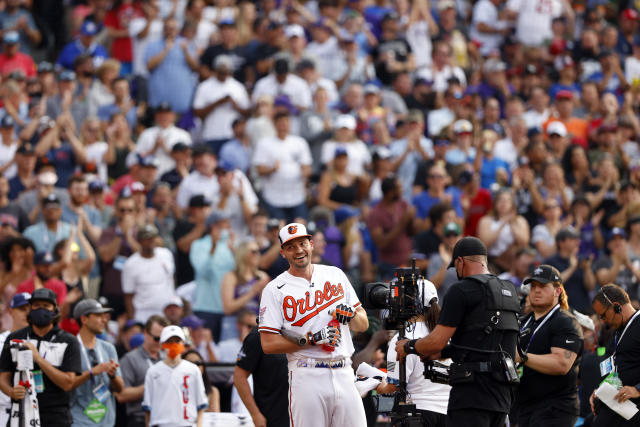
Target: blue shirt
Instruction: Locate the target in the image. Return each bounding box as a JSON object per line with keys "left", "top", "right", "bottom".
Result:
{"left": 144, "top": 38, "right": 197, "bottom": 114}
{"left": 219, "top": 139, "right": 251, "bottom": 173}
{"left": 45, "top": 143, "right": 77, "bottom": 188}
{"left": 190, "top": 234, "right": 235, "bottom": 313}
{"left": 389, "top": 136, "right": 434, "bottom": 200}
{"left": 97, "top": 104, "right": 138, "bottom": 130}
{"left": 23, "top": 221, "right": 72, "bottom": 253}
{"left": 0, "top": 10, "right": 37, "bottom": 54}
{"left": 548, "top": 83, "right": 581, "bottom": 101}
{"left": 480, "top": 157, "right": 511, "bottom": 189}
{"left": 412, "top": 189, "right": 463, "bottom": 219}
{"left": 57, "top": 40, "right": 108, "bottom": 70}
{"left": 70, "top": 338, "right": 121, "bottom": 427}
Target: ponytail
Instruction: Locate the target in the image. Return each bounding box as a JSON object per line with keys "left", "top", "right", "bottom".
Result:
{"left": 555, "top": 282, "right": 569, "bottom": 310}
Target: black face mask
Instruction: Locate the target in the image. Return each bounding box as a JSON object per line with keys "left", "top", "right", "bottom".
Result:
{"left": 455, "top": 259, "right": 463, "bottom": 280}
{"left": 29, "top": 308, "right": 56, "bottom": 327}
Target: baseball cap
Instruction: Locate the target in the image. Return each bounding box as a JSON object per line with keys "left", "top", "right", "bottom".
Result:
{"left": 8, "top": 70, "right": 24, "bottom": 81}
{"left": 447, "top": 237, "right": 487, "bottom": 268}
{"left": 130, "top": 181, "right": 145, "bottom": 193}
{"left": 334, "top": 114, "right": 356, "bottom": 130}
{"left": 443, "top": 222, "right": 462, "bottom": 237}
{"left": 363, "top": 83, "right": 380, "bottom": 95}
{"left": 3, "top": 31, "right": 18, "bottom": 44}
{"left": 407, "top": 109, "right": 424, "bottom": 124}
{"left": 171, "top": 142, "right": 190, "bottom": 153}
{"left": 30, "top": 288, "right": 57, "bottom": 305}
{"left": 138, "top": 155, "right": 159, "bottom": 168}
{"left": 137, "top": 224, "right": 159, "bottom": 240}
{"left": 37, "top": 61, "right": 54, "bottom": 74}
{"left": 216, "top": 159, "right": 234, "bottom": 173}
{"left": 160, "top": 325, "right": 186, "bottom": 343}
{"left": 523, "top": 264, "right": 562, "bottom": 285}
{"left": 34, "top": 251, "right": 55, "bottom": 266}
{"left": 123, "top": 319, "right": 144, "bottom": 332}
{"left": 191, "top": 144, "right": 214, "bottom": 157}
{"left": 598, "top": 123, "right": 617, "bottom": 134}
{"left": 334, "top": 205, "right": 360, "bottom": 225}
{"left": 334, "top": 147, "right": 348, "bottom": 157}
{"left": 555, "top": 90, "right": 573, "bottom": 101}
{"left": 38, "top": 171, "right": 58, "bottom": 186}
{"left": 73, "top": 298, "right": 113, "bottom": 319}
{"left": 554, "top": 55, "right": 574, "bottom": 71}
{"left": 453, "top": 119, "right": 473, "bottom": 134}
{"left": 556, "top": 226, "right": 580, "bottom": 241}
{"left": 547, "top": 121, "right": 567, "bottom": 137}
{"left": 189, "top": 194, "right": 211, "bottom": 208}
{"left": 11, "top": 293, "right": 31, "bottom": 309}
{"left": 89, "top": 181, "right": 104, "bottom": 193}
{"left": 80, "top": 20, "right": 99, "bottom": 36}
{"left": 205, "top": 210, "right": 230, "bottom": 228}
{"left": 279, "top": 222, "right": 312, "bottom": 246}
{"left": 285, "top": 24, "right": 305, "bottom": 39}
{"left": 214, "top": 54, "right": 234, "bottom": 71}
{"left": 181, "top": 314, "right": 205, "bottom": 329}
{"left": 0, "top": 115, "right": 15, "bottom": 128}
{"left": 274, "top": 95, "right": 296, "bottom": 115}
{"left": 572, "top": 309, "right": 595, "bottom": 331}
{"left": 420, "top": 279, "right": 438, "bottom": 307}
{"left": 458, "top": 170, "right": 473, "bottom": 186}
{"left": 483, "top": 59, "right": 506, "bottom": 73}
{"left": 219, "top": 18, "right": 235, "bottom": 27}
{"left": 41, "top": 193, "right": 61, "bottom": 207}
{"left": 164, "top": 295, "right": 184, "bottom": 309}
{"left": 267, "top": 218, "right": 281, "bottom": 229}
{"left": 373, "top": 146, "right": 392, "bottom": 160}
{"left": 16, "top": 143, "right": 35, "bottom": 155}
{"left": 623, "top": 8, "right": 639, "bottom": 20}
{"left": 609, "top": 227, "right": 627, "bottom": 240}
{"left": 58, "top": 70, "right": 76, "bottom": 82}
{"left": 155, "top": 102, "right": 173, "bottom": 113}
{"left": 437, "top": 0, "right": 456, "bottom": 11}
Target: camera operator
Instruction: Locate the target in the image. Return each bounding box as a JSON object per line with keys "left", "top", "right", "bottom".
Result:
{"left": 515, "top": 265, "right": 583, "bottom": 427}
{"left": 377, "top": 280, "right": 450, "bottom": 427}
{"left": 589, "top": 284, "right": 640, "bottom": 426}
{"left": 396, "top": 237, "right": 520, "bottom": 427}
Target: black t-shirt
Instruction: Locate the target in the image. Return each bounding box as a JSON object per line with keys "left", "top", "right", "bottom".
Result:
{"left": 200, "top": 44, "right": 250, "bottom": 83}
{"left": 173, "top": 219, "right": 204, "bottom": 285}
{"left": 236, "top": 328, "right": 289, "bottom": 427}
{"left": 438, "top": 276, "right": 518, "bottom": 413}
{"left": 371, "top": 37, "right": 412, "bottom": 86}
{"left": 0, "top": 202, "right": 29, "bottom": 232}
{"left": 0, "top": 326, "right": 82, "bottom": 425}
{"left": 612, "top": 312, "right": 640, "bottom": 396}
{"left": 261, "top": 243, "right": 289, "bottom": 280}
{"left": 545, "top": 254, "right": 593, "bottom": 314}
{"left": 516, "top": 307, "right": 583, "bottom": 415}
{"left": 579, "top": 350, "right": 608, "bottom": 417}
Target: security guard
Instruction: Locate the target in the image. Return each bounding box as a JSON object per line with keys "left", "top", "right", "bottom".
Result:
{"left": 396, "top": 237, "right": 520, "bottom": 427}
{"left": 516, "top": 265, "right": 583, "bottom": 427}
{"left": 590, "top": 284, "right": 640, "bottom": 426}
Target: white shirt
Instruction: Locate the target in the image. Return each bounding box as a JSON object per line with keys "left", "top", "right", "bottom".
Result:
{"left": 407, "top": 20, "right": 432, "bottom": 70}
{"left": 320, "top": 139, "right": 371, "bottom": 176}
{"left": 625, "top": 56, "right": 640, "bottom": 84}
{"left": 0, "top": 330, "right": 10, "bottom": 410}
{"left": 0, "top": 141, "right": 17, "bottom": 179}
{"left": 252, "top": 134, "right": 312, "bottom": 207}
{"left": 427, "top": 108, "right": 454, "bottom": 138}
{"left": 192, "top": 76, "right": 250, "bottom": 141}
{"left": 469, "top": 0, "right": 508, "bottom": 56}
{"left": 258, "top": 264, "right": 361, "bottom": 362}
{"left": 176, "top": 171, "right": 219, "bottom": 209}
{"left": 130, "top": 17, "right": 164, "bottom": 77}
{"left": 507, "top": 0, "right": 561, "bottom": 47}
{"left": 135, "top": 125, "right": 192, "bottom": 176}
{"left": 85, "top": 141, "right": 108, "bottom": 184}
{"left": 417, "top": 64, "right": 467, "bottom": 93}
{"left": 142, "top": 360, "right": 207, "bottom": 427}
{"left": 194, "top": 20, "right": 217, "bottom": 52}
{"left": 251, "top": 74, "right": 312, "bottom": 110}
{"left": 387, "top": 323, "right": 451, "bottom": 414}
{"left": 121, "top": 247, "right": 176, "bottom": 323}
{"left": 305, "top": 37, "right": 342, "bottom": 81}
{"left": 494, "top": 137, "right": 518, "bottom": 170}
{"left": 523, "top": 108, "right": 550, "bottom": 130}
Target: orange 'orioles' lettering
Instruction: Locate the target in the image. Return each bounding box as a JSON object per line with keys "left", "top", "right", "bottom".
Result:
{"left": 283, "top": 282, "right": 344, "bottom": 327}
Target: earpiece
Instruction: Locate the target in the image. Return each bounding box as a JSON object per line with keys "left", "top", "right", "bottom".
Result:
{"left": 614, "top": 304, "right": 622, "bottom": 314}
{"left": 602, "top": 289, "right": 622, "bottom": 314}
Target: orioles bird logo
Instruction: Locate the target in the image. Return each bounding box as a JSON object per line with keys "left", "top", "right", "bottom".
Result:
{"left": 288, "top": 225, "right": 298, "bottom": 234}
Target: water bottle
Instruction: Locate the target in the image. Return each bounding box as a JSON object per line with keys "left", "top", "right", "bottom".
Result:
{"left": 322, "top": 319, "right": 340, "bottom": 352}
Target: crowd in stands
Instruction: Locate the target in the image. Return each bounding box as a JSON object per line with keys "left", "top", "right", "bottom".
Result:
{"left": 0, "top": 0, "right": 635, "bottom": 425}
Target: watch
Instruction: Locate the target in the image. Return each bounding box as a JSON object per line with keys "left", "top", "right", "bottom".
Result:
{"left": 403, "top": 339, "right": 418, "bottom": 356}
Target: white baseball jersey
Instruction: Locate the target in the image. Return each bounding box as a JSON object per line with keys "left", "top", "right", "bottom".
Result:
{"left": 142, "top": 360, "right": 208, "bottom": 426}
{"left": 507, "top": 0, "right": 562, "bottom": 47}
{"left": 258, "top": 264, "right": 361, "bottom": 361}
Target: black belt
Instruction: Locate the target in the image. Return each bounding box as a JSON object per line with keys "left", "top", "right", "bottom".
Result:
{"left": 459, "top": 361, "right": 502, "bottom": 373}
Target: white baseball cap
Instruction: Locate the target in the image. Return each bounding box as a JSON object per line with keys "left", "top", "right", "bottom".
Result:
{"left": 279, "top": 223, "right": 312, "bottom": 246}
{"left": 38, "top": 171, "right": 58, "bottom": 186}
{"left": 160, "top": 325, "right": 186, "bottom": 343}
{"left": 420, "top": 279, "right": 439, "bottom": 307}
{"left": 547, "top": 121, "right": 567, "bottom": 137}
{"left": 285, "top": 24, "right": 305, "bottom": 39}
{"left": 334, "top": 114, "right": 356, "bottom": 130}
{"left": 453, "top": 119, "right": 473, "bottom": 134}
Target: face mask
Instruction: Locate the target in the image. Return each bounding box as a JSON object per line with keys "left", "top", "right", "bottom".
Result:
{"left": 162, "top": 342, "right": 185, "bottom": 359}
{"left": 29, "top": 307, "right": 56, "bottom": 327}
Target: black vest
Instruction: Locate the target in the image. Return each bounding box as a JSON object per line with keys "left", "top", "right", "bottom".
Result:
{"left": 451, "top": 274, "right": 520, "bottom": 363}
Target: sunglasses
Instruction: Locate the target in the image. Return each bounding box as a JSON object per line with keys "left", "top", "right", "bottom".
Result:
{"left": 150, "top": 334, "right": 161, "bottom": 342}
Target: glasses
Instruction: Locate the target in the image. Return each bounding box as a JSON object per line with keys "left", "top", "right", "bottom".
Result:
{"left": 150, "top": 334, "right": 161, "bottom": 342}
{"left": 119, "top": 208, "right": 134, "bottom": 213}
{"left": 597, "top": 306, "right": 610, "bottom": 321}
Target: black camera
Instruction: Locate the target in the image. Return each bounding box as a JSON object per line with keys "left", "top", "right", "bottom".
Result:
{"left": 363, "top": 263, "right": 424, "bottom": 330}
{"left": 424, "top": 360, "right": 450, "bottom": 385}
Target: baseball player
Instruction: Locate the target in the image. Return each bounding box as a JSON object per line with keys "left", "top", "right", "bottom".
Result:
{"left": 259, "top": 223, "right": 369, "bottom": 427}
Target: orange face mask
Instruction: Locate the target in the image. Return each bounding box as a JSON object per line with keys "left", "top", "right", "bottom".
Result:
{"left": 162, "top": 342, "right": 185, "bottom": 359}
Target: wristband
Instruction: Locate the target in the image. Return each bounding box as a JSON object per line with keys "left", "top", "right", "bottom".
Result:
{"left": 404, "top": 339, "right": 419, "bottom": 356}
{"left": 89, "top": 369, "right": 94, "bottom": 380}
{"left": 520, "top": 352, "right": 528, "bottom": 364}
{"left": 306, "top": 332, "right": 316, "bottom": 346}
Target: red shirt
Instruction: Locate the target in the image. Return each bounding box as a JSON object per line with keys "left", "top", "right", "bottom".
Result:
{"left": 16, "top": 278, "right": 68, "bottom": 306}
{"left": 0, "top": 52, "right": 36, "bottom": 78}
{"left": 104, "top": 4, "right": 140, "bottom": 63}
{"left": 366, "top": 199, "right": 413, "bottom": 267}
{"left": 464, "top": 188, "right": 492, "bottom": 237}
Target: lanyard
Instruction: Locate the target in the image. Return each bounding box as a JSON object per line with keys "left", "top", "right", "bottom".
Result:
{"left": 77, "top": 336, "right": 104, "bottom": 384}
{"left": 520, "top": 304, "right": 561, "bottom": 352}
{"left": 41, "top": 222, "right": 62, "bottom": 253}
{"left": 614, "top": 310, "right": 640, "bottom": 358}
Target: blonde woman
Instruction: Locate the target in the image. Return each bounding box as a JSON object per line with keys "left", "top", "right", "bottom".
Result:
{"left": 80, "top": 117, "right": 108, "bottom": 183}
{"left": 221, "top": 240, "right": 269, "bottom": 316}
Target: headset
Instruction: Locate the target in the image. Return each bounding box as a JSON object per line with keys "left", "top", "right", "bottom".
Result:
{"left": 601, "top": 288, "right": 622, "bottom": 314}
